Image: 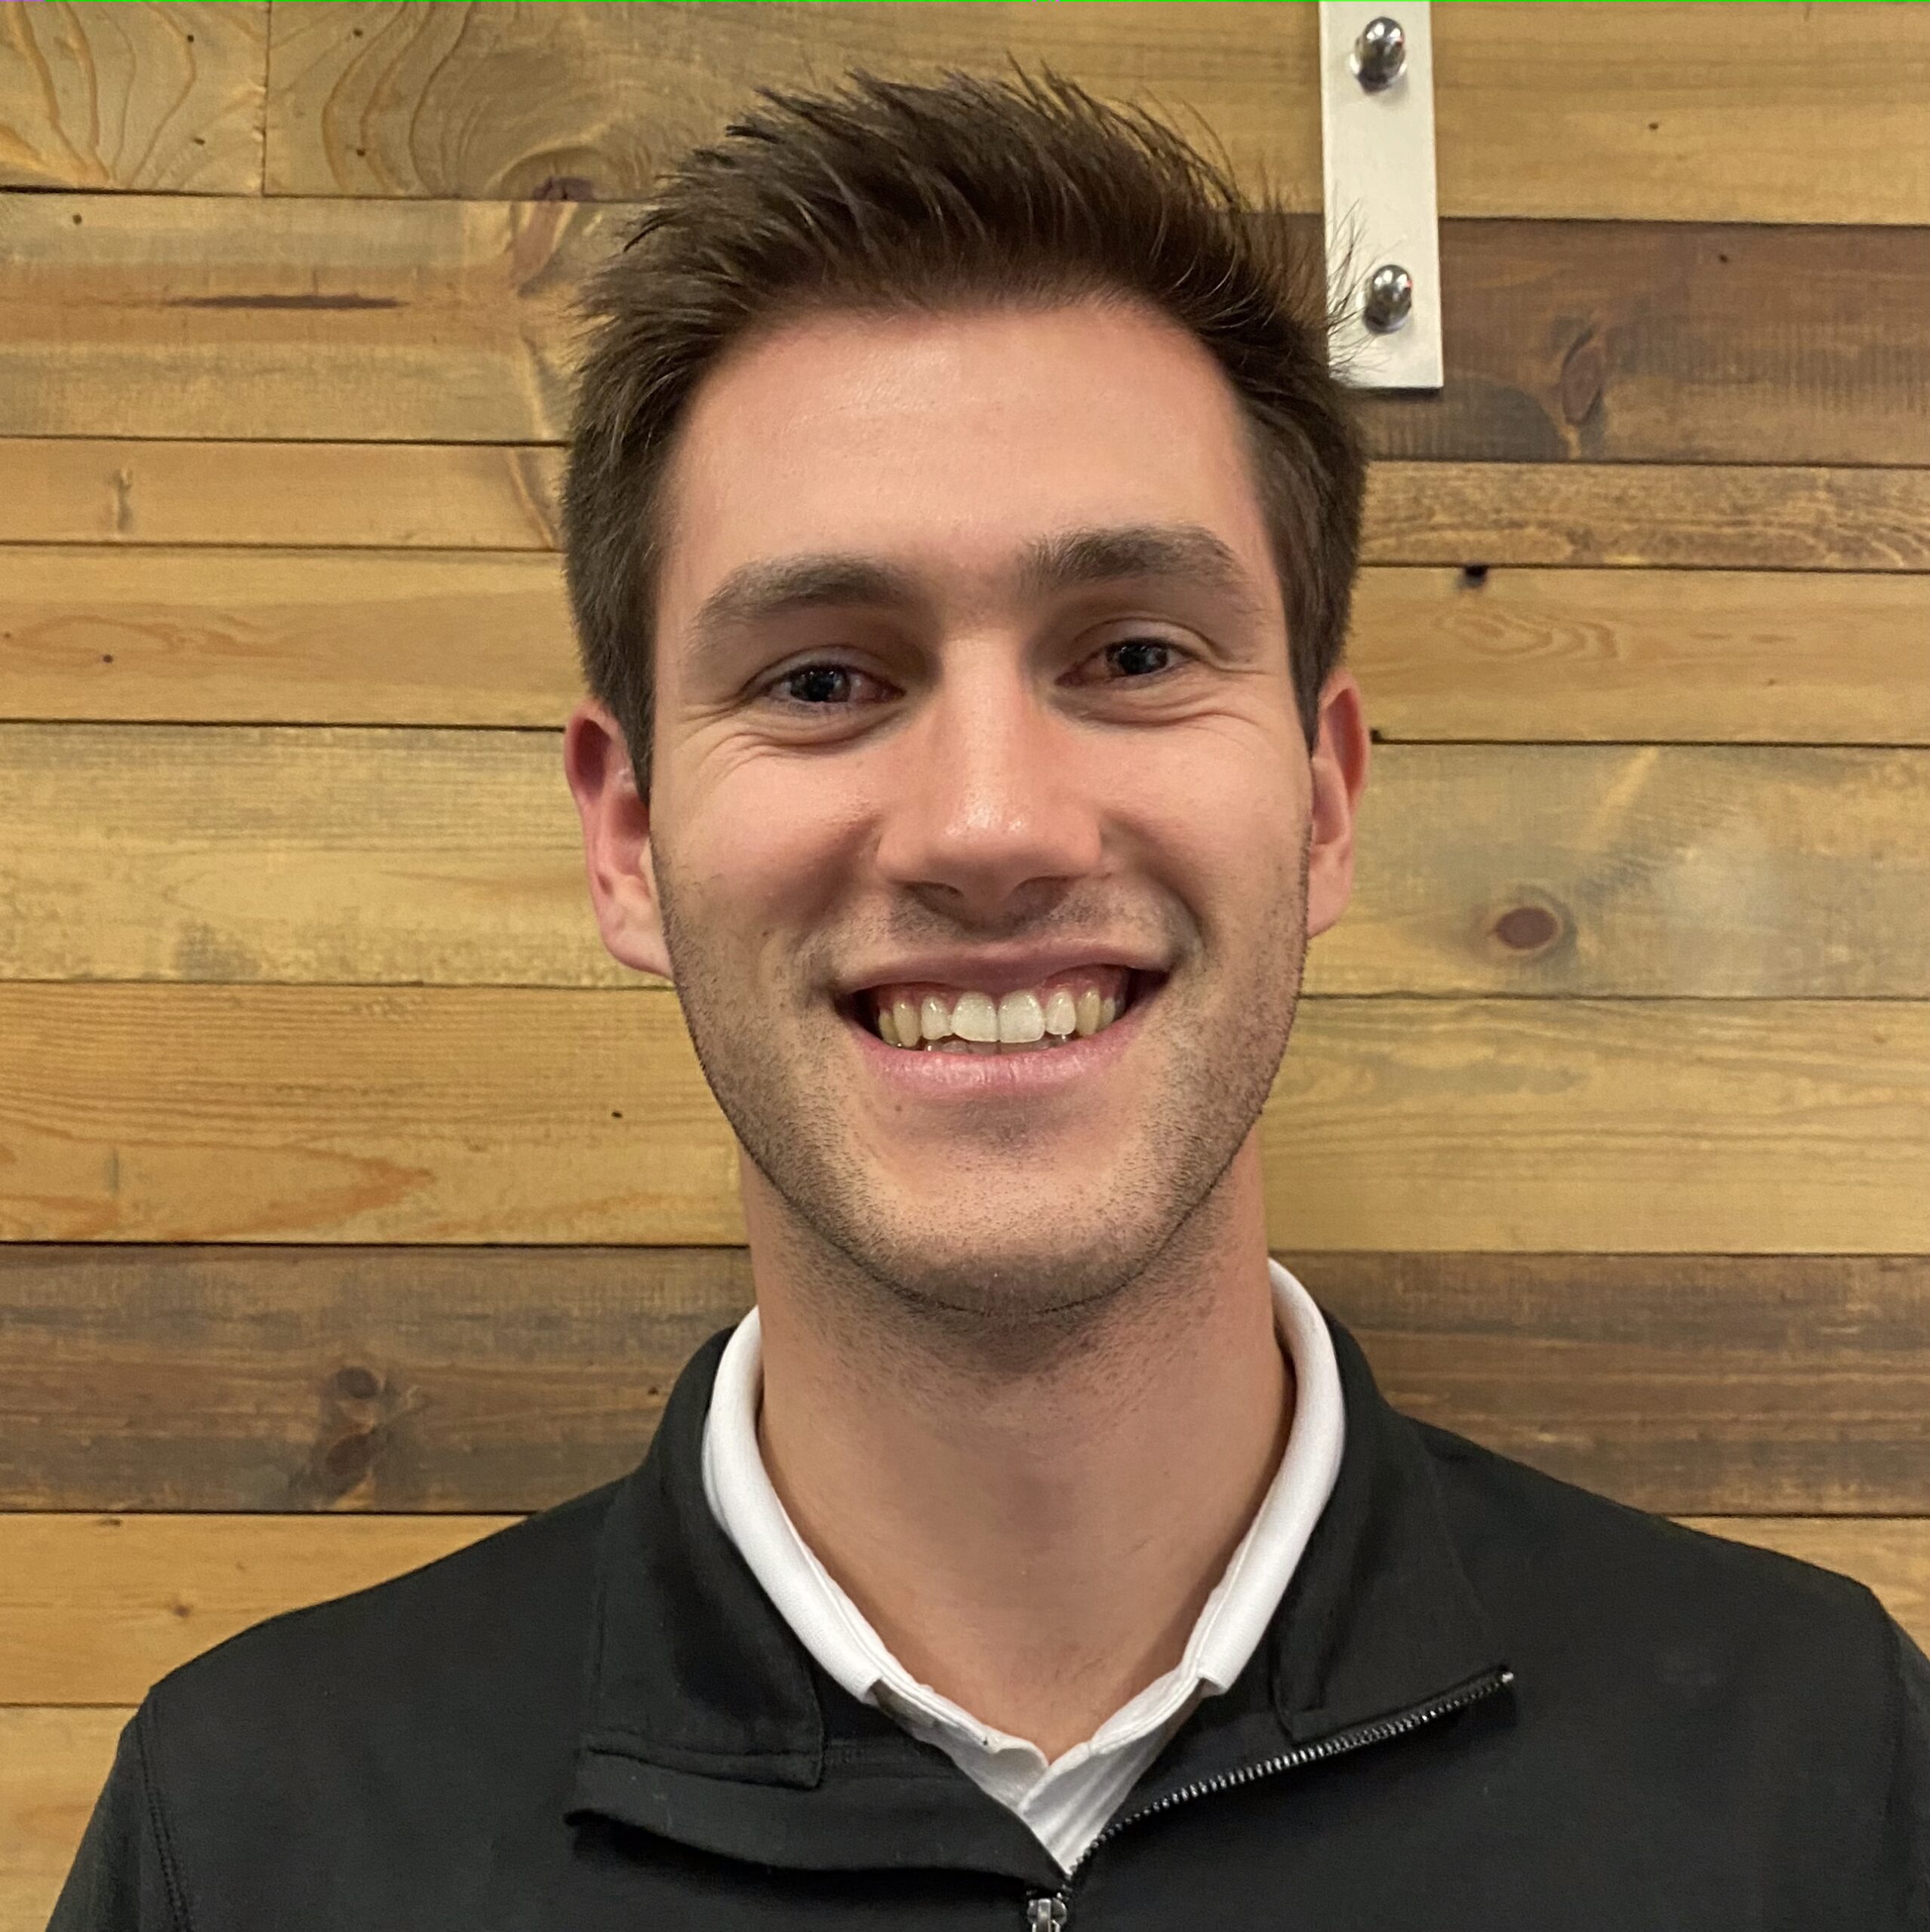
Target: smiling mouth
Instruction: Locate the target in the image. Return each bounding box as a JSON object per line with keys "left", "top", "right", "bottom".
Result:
{"left": 843, "top": 967, "right": 1160, "bottom": 1055}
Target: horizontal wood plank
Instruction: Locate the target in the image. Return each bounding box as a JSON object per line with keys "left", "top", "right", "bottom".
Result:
{"left": 0, "top": 546, "right": 574, "bottom": 728}
{"left": 6, "top": 725, "right": 1929, "bottom": 998}
{"left": 0, "top": 719, "right": 617, "bottom": 987}
{"left": 12, "top": 448, "right": 1930, "bottom": 575}
{"left": 1315, "top": 1252, "right": 1930, "bottom": 1518}
{"left": 0, "top": 1513, "right": 513, "bottom": 1704}
{"left": 0, "top": 1243, "right": 753, "bottom": 1512}
{"left": 0, "top": 440, "right": 563, "bottom": 549}
{"left": 3, "top": 1245, "right": 1925, "bottom": 1516}
{"left": 265, "top": 2, "right": 1328, "bottom": 207}
{"left": 1430, "top": 4, "right": 1930, "bottom": 226}
{"left": 1360, "top": 464, "right": 1930, "bottom": 574}
{"left": 0, "top": 193, "right": 621, "bottom": 443}
{"left": 1, "top": 986, "right": 1925, "bottom": 1254}
{"left": 0, "top": 2, "right": 266, "bottom": 193}
{"left": 1395, "top": 221, "right": 1930, "bottom": 466}
{"left": 1351, "top": 567, "right": 1930, "bottom": 746}
{"left": 6, "top": 198, "right": 1926, "bottom": 462}
{"left": 2, "top": 1509, "right": 1925, "bottom": 1707}
{"left": 4, "top": 1511, "right": 1926, "bottom": 1921}
{"left": 260, "top": 2, "right": 1930, "bottom": 226}
{"left": 7, "top": 548, "right": 1927, "bottom": 745}
{"left": 0, "top": 983, "right": 741, "bottom": 1246}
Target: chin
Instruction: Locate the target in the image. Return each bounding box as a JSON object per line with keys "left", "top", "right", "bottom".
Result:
{"left": 833, "top": 1208, "right": 1177, "bottom": 1327}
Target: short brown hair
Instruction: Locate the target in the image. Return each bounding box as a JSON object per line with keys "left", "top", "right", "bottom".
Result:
{"left": 562, "top": 67, "right": 1364, "bottom": 795}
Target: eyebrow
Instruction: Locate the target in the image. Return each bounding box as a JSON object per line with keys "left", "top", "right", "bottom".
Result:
{"left": 684, "top": 521, "right": 1271, "bottom": 660}
{"left": 688, "top": 555, "right": 925, "bottom": 660}
{"left": 1016, "top": 523, "right": 1267, "bottom": 620}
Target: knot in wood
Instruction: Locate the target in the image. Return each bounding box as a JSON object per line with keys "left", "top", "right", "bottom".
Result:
{"left": 330, "top": 1364, "right": 381, "bottom": 1403}
{"left": 320, "top": 1429, "right": 377, "bottom": 1491}
{"left": 1559, "top": 330, "right": 1608, "bottom": 429}
{"left": 1493, "top": 903, "right": 1562, "bottom": 953}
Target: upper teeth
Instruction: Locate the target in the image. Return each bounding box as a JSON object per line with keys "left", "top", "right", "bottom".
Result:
{"left": 875, "top": 982, "right": 1124, "bottom": 1051}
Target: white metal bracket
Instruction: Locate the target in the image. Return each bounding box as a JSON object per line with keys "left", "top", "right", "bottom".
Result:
{"left": 1319, "top": 3, "right": 1442, "bottom": 390}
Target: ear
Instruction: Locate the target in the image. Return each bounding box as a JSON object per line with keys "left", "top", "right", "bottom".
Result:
{"left": 562, "top": 697, "right": 674, "bottom": 981}
{"left": 1304, "top": 666, "right": 1371, "bottom": 943}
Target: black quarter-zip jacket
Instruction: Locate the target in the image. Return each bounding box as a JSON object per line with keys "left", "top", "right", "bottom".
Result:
{"left": 51, "top": 1315, "right": 1930, "bottom": 1930}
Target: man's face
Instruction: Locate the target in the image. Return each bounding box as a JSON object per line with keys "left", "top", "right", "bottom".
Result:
{"left": 570, "top": 299, "right": 1365, "bottom": 1321}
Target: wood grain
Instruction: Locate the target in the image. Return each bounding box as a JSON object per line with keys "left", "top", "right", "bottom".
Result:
{"left": 260, "top": 2, "right": 1930, "bottom": 226}
{"left": 1390, "top": 220, "right": 1930, "bottom": 466}
{"left": 3, "top": 1244, "right": 1925, "bottom": 1516}
{"left": 1431, "top": 5, "right": 1930, "bottom": 226}
{"left": 0, "top": 2, "right": 266, "bottom": 193}
{"left": 0, "top": 1242, "right": 756, "bottom": 1512}
{"left": 0, "top": 193, "right": 623, "bottom": 442}
{"left": 0, "top": 983, "right": 740, "bottom": 1247}
{"left": 1311, "top": 743, "right": 1930, "bottom": 997}
{"left": 1360, "top": 464, "right": 1930, "bottom": 574}
{"left": 0, "top": 440, "right": 563, "bottom": 550}
{"left": 1351, "top": 568, "right": 1930, "bottom": 746}
{"left": 264, "top": 2, "right": 1323, "bottom": 208}
{"left": 7, "top": 198, "right": 1926, "bottom": 461}
{"left": 0, "top": 1707, "right": 122, "bottom": 1932}
{"left": 1265, "top": 998, "right": 1929, "bottom": 1256}
{"left": 13, "top": 447, "right": 1930, "bottom": 574}
{"left": 0, "top": 1513, "right": 511, "bottom": 1704}
{"left": 3, "top": 1512, "right": 1925, "bottom": 1924}
{"left": 0, "top": 546, "right": 575, "bottom": 727}
{"left": 1, "top": 986, "right": 1925, "bottom": 1254}
{"left": 0, "top": 720, "right": 618, "bottom": 987}
{"left": 7, "top": 547, "right": 1927, "bottom": 746}
{"left": 1313, "top": 1252, "right": 1930, "bottom": 1518}
{"left": 5, "top": 724, "right": 1928, "bottom": 998}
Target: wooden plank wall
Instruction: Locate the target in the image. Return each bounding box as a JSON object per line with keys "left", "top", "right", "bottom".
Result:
{"left": 2, "top": 4, "right": 1928, "bottom": 1918}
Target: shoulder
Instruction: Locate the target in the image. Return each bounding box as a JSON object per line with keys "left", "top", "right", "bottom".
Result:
{"left": 1411, "top": 1420, "right": 1930, "bottom": 1916}
{"left": 140, "top": 1476, "right": 620, "bottom": 1801}
{"left": 1414, "top": 1418, "right": 1898, "bottom": 1712}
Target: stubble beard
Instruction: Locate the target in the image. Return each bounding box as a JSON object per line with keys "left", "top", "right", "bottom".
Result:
{"left": 654, "top": 838, "right": 1311, "bottom": 1354}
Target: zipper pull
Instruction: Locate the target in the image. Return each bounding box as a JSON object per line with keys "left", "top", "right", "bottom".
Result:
{"left": 1025, "top": 1895, "right": 1068, "bottom": 1930}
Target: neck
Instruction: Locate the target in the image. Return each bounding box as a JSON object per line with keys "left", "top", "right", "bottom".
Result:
{"left": 743, "top": 1135, "right": 1291, "bottom": 1761}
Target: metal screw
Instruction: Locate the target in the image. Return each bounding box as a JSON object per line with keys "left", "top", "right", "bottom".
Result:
{"left": 1352, "top": 16, "right": 1407, "bottom": 91}
{"left": 1362, "top": 263, "right": 1414, "bottom": 334}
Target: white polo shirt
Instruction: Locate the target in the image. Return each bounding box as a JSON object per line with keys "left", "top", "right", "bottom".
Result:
{"left": 700, "top": 1257, "right": 1346, "bottom": 1872}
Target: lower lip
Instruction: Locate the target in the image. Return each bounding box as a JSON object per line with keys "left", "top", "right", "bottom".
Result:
{"left": 845, "top": 981, "right": 1159, "bottom": 1100}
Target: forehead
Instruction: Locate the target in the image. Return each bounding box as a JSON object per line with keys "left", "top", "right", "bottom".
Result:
{"left": 654, "top": 300, "right": 1278, "bottom": 626}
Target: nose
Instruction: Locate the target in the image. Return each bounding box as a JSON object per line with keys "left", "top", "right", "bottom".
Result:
{"left": 873, "top": 648, "right": 1104, "bottom": 920}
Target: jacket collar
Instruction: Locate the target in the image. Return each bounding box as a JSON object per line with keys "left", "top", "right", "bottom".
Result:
{"left": 568, "top": 1310, "right": 1508, "bottom": 1881}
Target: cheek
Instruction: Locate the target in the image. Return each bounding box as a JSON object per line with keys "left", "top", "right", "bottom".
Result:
{"left": 1107, "top": 727, "right": 1307, "bottom": 908}
{"left": 669, "top": 747, "right": 875, "bottom": 932}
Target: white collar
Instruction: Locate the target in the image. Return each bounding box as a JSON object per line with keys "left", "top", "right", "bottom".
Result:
{"left": 700, "top": 1257, "right": 1345, "bottom": 1868}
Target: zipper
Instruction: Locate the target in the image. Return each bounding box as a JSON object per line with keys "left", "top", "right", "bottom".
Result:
{"left": 1019, "top": 1663, "right": 1513, "bottom": 1927}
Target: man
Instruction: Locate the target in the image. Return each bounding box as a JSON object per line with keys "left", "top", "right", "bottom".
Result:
{"left": 53, "top": 68, "right": 1928, "bottom": 1931}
